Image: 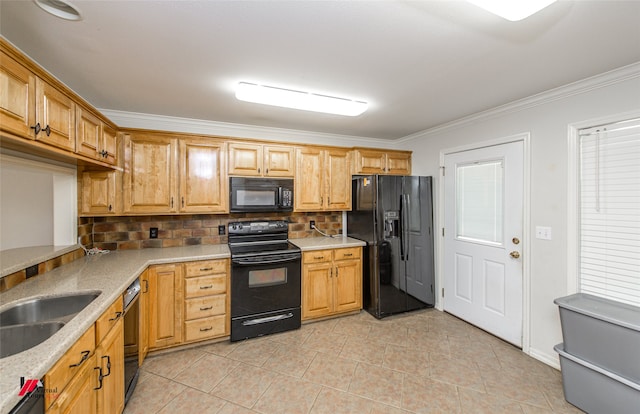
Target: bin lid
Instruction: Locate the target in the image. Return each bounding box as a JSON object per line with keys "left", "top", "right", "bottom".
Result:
{"left": 554, "top": 293, "right": 640, "bottom": 332}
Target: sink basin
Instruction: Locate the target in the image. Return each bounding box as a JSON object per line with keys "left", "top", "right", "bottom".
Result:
{"left": 0, "top": 322, "right": 66, "bottom": 358}
{"left": 0, "top": 291, "right": 101, "bottom": 326}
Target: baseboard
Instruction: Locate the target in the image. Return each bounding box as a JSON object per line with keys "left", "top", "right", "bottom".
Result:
{"left": 529, "top": 347, "right": 561, "bottom": 370}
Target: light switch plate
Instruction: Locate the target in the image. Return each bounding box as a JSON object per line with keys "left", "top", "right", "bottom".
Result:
{"left": 535, "top": 226, "right": 552, "bottom": 240}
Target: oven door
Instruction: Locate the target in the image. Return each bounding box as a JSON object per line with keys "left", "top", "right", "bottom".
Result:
{"left": 231, "top": 253, "right": 301, "bottom": 317}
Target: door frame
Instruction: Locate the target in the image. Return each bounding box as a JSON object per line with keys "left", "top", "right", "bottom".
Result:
{"left": 438, "top": 132, "right": 531, "bottom": 352}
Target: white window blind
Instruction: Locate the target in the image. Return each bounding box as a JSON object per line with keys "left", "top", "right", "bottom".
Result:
{"left": 579, "top": 118, "right": 640, "bottom": 307}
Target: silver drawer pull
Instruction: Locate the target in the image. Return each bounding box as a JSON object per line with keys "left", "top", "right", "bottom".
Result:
{"left": 199, "top": 267, "right": 213, "bottom": 271}
{"left": 199, "top": 326, "right": 213, "bottom": 332}
{"left": 200, "top": 285, "right": 213, "bottom": 289}
{"left": 199, "top": 306, "right": 213, "bottom": 311}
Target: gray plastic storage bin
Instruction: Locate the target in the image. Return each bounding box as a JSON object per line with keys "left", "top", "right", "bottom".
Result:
{"left": 554, "top": 293, "right": 640, "bottom": 383}
{"left": 555, "top": 344, "right": 640, "bottom": 414}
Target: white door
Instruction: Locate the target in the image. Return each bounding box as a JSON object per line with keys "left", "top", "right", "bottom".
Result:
{"left": 443, "top": 141, "right": 524, "bottom": 346}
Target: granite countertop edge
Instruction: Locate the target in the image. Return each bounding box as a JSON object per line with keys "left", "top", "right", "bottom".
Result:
{"left": 0, "top": 244, "right": 230, "bottom": 414}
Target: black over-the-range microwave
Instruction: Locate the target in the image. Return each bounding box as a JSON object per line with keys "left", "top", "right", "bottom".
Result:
{"left": 229, "top": 177, "right": 294, "bottom": 213}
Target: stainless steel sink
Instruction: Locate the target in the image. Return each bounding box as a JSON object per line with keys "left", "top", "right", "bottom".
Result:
{"left": 0, "top": 321, "right": 66, "bottom": 358}
{"left": 0, "top": 291, "right": 101, "bottom": 326}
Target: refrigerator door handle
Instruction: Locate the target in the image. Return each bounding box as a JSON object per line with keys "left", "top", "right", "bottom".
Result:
{"left": 402, "top": 193, "right": 410, "bottom": 261}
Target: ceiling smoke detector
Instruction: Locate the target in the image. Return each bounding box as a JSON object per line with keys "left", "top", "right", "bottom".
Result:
{"left": 34, "top": 0, "right": 82, "bottom": 21}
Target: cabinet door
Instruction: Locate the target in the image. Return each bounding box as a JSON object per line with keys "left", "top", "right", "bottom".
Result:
{"left": 0, "top": 51, "right": 35, "bottom": 139}
{"left": 123, "top": 134, "right": 178, "bottom": 213}
{"left": 354, "top": 149, "right": 386, "bottom": 174}
{"left": 295, "top": 147, "right": 324, "bottom": 211}
{"left": 101, "top": 125, "right": 117, "bottom": 165}
{"left": 76, "top": 107, "right": 101, "bottom": 160}
{"left": 96, "top": 318, "right": 124, "bottom": 414}
{"left": 148, "top": 264, "right": 183, "bottom": 349}
{"left": 35, "top": 77, "right": 75, "bottom": 151}
{"left": 386, "top": 152, "right": 411, "bottom": 175}
{"left": 263, "top": 145, "right": 295, "bottom": 177}
{"left": 179, "top": 139, "right": 228, "bottom": 213}
{"left": 325, "top": 149, "right": 351, "bottom": 210}
{"left": 80, "top": 171, "right": 117, "bottom": 215}
{"left": 139, "top": 270, "right": 149, "bottom": 366}
{"left": 334, "top": 259, "right": 362, "bottom": 313}
{"left": 47, "top": 353, "right": 97, "bottom": 414}
{"left": 302, "top": 262, "right": 333, "bottom": 320}
{"left": 228, "top": 142, "right": 262, "bottom": 176}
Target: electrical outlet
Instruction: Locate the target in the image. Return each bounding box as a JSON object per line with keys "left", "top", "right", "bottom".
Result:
{"left": 310, "top": 220, "right": 316, "bottom": 229}
{"left": 218, "top": 225, "right": 226, "bottom": 235}
{"left": 25, "top": 264, "right": 38, "bottom": 279}
{"left": 150, "top": 227, "right": 159, "bottom": 239}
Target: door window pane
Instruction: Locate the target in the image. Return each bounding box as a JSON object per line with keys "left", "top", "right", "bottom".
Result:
{"left": 456, "top": 160, "right": 504, "bottom": 244}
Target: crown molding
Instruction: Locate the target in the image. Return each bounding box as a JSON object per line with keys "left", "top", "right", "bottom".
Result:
{"left": 99, "top": 109, "right": 394, "bottom": 149}
{"left": 398, "top": 61, "right": 640, "bottom": 144}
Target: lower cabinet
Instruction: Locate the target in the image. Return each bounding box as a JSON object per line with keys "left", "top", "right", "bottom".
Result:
{"left": 148, "top": 259, "right": 229, "bottom": 351}
{"left": 302, "top": 247, "right": 362, "bottom": 320}
{"left": 45, "top": 298, "right": 124, "bottom": 414}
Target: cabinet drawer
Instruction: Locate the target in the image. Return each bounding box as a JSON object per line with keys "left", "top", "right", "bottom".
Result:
{"left": 95, "top": 298, "right": 123, "bottom": 344}
{"left": 184, "top": 315, "right": 226, "bottom": 342}
{"left": 44, "top": 325, "right": 96, "bottom": 409}
{"left": 303, "top": 250, "right": 332, "bottom": 264}
{"left": 184, "top": 259, "right": 227, "bottom": 278}
{"left": 185, "top": 295, "right": 226, "bottom": 320}
{"left": 334, "top": 247, "right": 361, "bottom": 261}
{"left": 185, "top": 274, "right": 226, "bottom": 298}
{"left": 47, "top": 353, "right": 97, "bottom": 414}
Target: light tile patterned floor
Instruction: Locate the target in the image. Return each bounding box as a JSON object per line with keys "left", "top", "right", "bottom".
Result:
{"left": 124, "top": 309, "right": 583, "bottom": 414}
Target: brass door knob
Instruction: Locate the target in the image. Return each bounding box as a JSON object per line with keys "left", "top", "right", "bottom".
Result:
{"left": 509, "top": 251, "right": 521, "bottom": 259}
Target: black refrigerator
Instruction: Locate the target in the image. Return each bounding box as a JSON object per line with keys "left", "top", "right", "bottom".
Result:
{"left": 347, "top": 175, "right": 435, "bottom": 319}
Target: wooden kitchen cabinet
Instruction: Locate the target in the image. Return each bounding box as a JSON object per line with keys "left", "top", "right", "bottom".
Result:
{"left": 302, "top": 247, "right": 362, "bottom": 320}
{"left": 295, "top": 146, "right": 351, "bottom": 211}
{"left": 35, "top": 77, "right": 76, "bottom": 151}
{"left": 44, "top": 325, "right": 96, "bottom": 410}
{"left": 46, "top": 353, "right": 97, "bottom": 414}
{"left": 76, "top": 106, "right": 117, "bottom": 165}
{"left": 353, "top": 148, "right": 411, "bottom": 175}
{"left": 228, "top": 142, "right": 295, "bottom": 177}
{"left": 95, "top": 317, "right": 124, "bottom": 414}
{"left": 148, "top": 263, "right": 183, "bottom": 349}
{"left": 0, "top": 50, "right": 36, "bottom": 139}
{"left": 183, "top": 259, "right": 229, "bottom": 342}
{"left": 179, "top": 138, "right": 228, "bottom": 213}
{"left": 122, "top": 133, "right": 179, "bottom": 214}
{"left": 80, "top": 170, "right": 119, "bottom": 215}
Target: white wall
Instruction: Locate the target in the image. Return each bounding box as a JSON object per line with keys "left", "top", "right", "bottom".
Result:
{"left": 397, "top": 64, "right": 640, "bottom": 367}
{"left": 0, "top": 151, "right": 77, "bottom": 251}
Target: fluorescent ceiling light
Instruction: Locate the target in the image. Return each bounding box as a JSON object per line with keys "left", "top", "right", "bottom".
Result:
{"left": 467, "top": 0, "right": 556, "bottom": 21}
{"left": 235, "top": 82, "right": 368, "bottom": 116}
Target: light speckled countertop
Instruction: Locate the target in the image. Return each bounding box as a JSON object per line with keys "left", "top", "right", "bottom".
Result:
{"left": 0, "top": 244, "right": 229, "bottom": 414}
{"left": 0, "top": 245, "right": 80, "bottom": 277}
{"left": 290, "top": 236, "right": 366, "bottom": 251}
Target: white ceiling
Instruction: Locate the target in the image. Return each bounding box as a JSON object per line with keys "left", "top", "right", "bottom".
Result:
{"left": 1, "top": 1, "right": 639, "bottom": 140}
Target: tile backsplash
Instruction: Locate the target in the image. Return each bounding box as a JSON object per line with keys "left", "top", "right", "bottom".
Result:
{"left": 88, "top": 212, "right": 342, "bottom": 250}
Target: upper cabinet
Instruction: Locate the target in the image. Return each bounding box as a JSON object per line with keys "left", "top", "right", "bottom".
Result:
{"left": 179, "top": 138, "right": 228, "bottom": 213}
{"left": 353, "top": 148, "right": 411, "bottom": 175}
{"left": 228, "top": 142, "right": 295, "bottom": 177}
{"left": 123, "top": 133, "right": 179, "bottom": 214}
{"left": 295, "top": 147, "right": 351, "bottom": 211}
{"left": 121, "top": 132, "right": 228, "bottom": 215}
{"left": 0, "top": 51, "right": 35, "bottom": 138}
{"left": 1, "top": 41, "right": 117, "bottom": 169}
{"left": 76, "top": 106, "right": 118, "bottom": 165}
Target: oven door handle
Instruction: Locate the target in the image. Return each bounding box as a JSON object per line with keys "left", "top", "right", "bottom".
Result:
{"left": 232, "top": 256, "right": 300, "bottom": 266}
{"left": 241, "top": 312, "right": 294, "bottom": 326}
